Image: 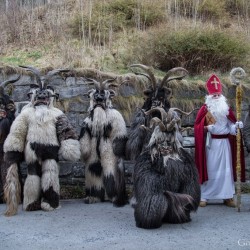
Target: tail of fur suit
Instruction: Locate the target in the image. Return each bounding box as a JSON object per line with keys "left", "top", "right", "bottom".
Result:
{"left": 4, "top": 163, "right": 21, "bottom": 216}
{"left": 164, "top": 191, "right": 196, "bottom": 223}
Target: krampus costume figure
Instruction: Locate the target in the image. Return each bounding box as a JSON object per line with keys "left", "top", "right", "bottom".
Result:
{"left": 79, "top": 78, "right": 127, "bottom": 206}
{"left": 3, "top": 66, "right": 81, "bottom": 216}
{"left": 126, "top": 64, "right": 188, "bottom": 160}
{"left": 0, "top": 76, "right": 20, "bottom": 203}
{"left": 133, "top": 107, "right": 200, "bottom": 229}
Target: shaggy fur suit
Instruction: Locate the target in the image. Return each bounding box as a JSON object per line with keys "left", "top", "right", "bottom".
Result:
{"left": 133, "top": 108, "right": 200, "bottom": 229}
{"left": 3, "top": 68, "right": 81, "bottom": 216}
{"left": 0, "top": 76, "right": 20, "bottom": 203}
{"left": 2, "top": 66, "right": 201, "bottom": 232}
{"left": 79, "top": 83, "right": 128, "bottom": 206}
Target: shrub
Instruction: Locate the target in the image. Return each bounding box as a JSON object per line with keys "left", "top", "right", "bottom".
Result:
{"left": 102, "top": 0, "right": 165, "bottom": 28}
{"left": 69, "top": 0, "right": 165, "bottom": 44}
{"left": 198, "top": 0, "right": 228, "bottom": 21}
{"left": 127, "top": 27, "right": 250, "bottom": 75}
{"left": 171, "top": 0, "right": 229, "bottom": 22}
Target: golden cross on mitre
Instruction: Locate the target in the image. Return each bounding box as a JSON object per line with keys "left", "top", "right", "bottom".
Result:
{"left": 211, "top": 77, "right": 219, "bottom": 89}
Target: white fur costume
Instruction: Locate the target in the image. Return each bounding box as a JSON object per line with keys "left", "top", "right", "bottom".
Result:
{"left": 3, "top": 67, "right": 81, "bottom": 216}
{"left": 79, "top": 79, "right": 127, "bottom": 206}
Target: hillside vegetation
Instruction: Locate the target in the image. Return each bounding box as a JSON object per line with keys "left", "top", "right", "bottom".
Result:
{"left": 1, "top": 0, "right": 250, "bottom": 78}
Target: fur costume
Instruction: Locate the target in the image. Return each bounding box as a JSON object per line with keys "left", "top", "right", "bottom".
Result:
{"left": 0, "top": 76, "right": 20, "bottom": 204}
{"left": 132, "top": 107, "right": 200, "bottom": 229}
{"left": 3, "top": 66, "right": 81, "bottom": 216}
{"left": 79, "top": 78, "right": 127, "bottom": 206}
{"left": 126, "top": 64, "right": 188, "bottom": 160}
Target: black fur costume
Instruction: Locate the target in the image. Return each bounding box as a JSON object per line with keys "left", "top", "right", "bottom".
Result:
{"left": 0, "top": 76, "right": 20, "bottom": 203}
{"left": 133, "top": 107, "right": 200, "bottom": 229}
{"left": 126, "top": 64, "right": 188, "bottom": 160}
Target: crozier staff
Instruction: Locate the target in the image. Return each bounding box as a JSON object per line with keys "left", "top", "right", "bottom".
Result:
{"left": 230, "top": 67, "right": 246, "bottom": 212}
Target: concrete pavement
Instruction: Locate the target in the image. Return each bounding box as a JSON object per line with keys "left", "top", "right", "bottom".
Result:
{"left": 0, "top": 194, "right": 250, "bottom": 250}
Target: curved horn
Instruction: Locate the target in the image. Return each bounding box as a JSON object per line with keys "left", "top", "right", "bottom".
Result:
{"left": 19, "top": 65, "right": 42, "bottom": 87}
{"left": 166, "top": 118, "right": 177, "bottom": 131}
{"left": 130, "top": 64, "right": 157, "bottom": 90}
{"left": 44, "top": 69, "right": 70, "bottom": 87}
{"left": 85, "top": 77, "right": 101, "bottom": 90}
{"left": 0, "top": 75, "right": 21, "bottom": 88}
{"left": 161, "top": 67, "right": 188, "bottom": 88}
{"left": 130, "top": 67, "right": 152, "bottom": 82}
{"left": 144, "top": 107, "right": 168, "bottom": 122}
{"left": 230, "top": 67, "right": 246, "bottom": 86}
{"left": 150, "top": 117, "right": 166, "bottom": 131}
{"left": 102, "top": 77, "right": 117, "bottom": 90}
{"left": 168, "top": 107, "right": 197, "bottom": 116}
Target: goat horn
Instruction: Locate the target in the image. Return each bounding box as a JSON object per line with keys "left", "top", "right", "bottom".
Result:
{"left": 169, "top": 107, "right": 197, "bottom": 116}
{"left": 85, "top": 77, "right": 101, "bottom": 90}
{"left": 144, "top": 107, "right": 168, "bottom": 122}
{"left": 0, "top": 75, "right": 21, "bottom": 88}
{"left": 44, "top": 69, "right": 71, "bottom": 88}
{"left": 160, "top": 67, "right": 188, "bottom": 88}
{"left": 129, "top": 67, "right": 152, "bottom": 82}
{"left": 166, "top": 118, "right": 177, "bottom": 131}
{"left": 150, "top": 117, "right": 166, "bottom": 131}
{"left": 19, "top": 65, "right": 42, "bottom": 87}
{"left": 102, "top": 77, "right": 117, "bottom": 90}
{"left": 130, "top": 64, "right": 157, "bottom": 90}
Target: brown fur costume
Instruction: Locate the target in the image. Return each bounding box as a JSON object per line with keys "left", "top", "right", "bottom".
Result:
{"left": 132, "top": 107, "right": 200, "bottom": 229}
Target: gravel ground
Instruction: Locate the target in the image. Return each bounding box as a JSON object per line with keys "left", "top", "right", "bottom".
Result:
{"left": 0, "top": 194, "right": 250, "bottom": 250}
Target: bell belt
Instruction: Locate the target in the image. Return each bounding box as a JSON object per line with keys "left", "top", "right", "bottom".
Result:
{"left": 211, "top": 134, "right": 229, "bottom": 139}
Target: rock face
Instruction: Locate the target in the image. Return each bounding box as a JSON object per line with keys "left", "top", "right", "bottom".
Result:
{"left": 0, "top": 67, "right": 250, "bottom": 195}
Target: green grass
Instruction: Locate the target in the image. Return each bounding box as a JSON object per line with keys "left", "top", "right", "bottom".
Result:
{"left": 1, "top": 50, "right": 43, "bottom": 66}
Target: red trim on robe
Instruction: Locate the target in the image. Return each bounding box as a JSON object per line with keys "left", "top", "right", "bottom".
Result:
{"left": 194, "top": 105, "right": 245, "bottom": 184}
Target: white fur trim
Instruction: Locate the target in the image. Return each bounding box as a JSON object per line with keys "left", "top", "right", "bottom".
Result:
{"left": 23, "top": 175, "right": 41, "bottom": 210}
{"left": 4, "top": 163, "right": 21, "bottom": 216}
{"left": 41, "top": 159, "right": 60, "bottom": 193}
{"left": 79, "top": 133, "right": 92, "bottom": 161}
{"left": 59, "top": 139, "right": 81, "bottom": 161}
{"left": 106, "top": 109, "right": 127, "bottom": 139}
{"left": 100, "top": 138, "right": 117, "bottom": 176}
{"left": 41, "top": 200, "right": 61, "bottom": 211}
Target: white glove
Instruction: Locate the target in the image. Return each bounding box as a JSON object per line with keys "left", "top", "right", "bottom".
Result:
{"left": 207, "top": 124, "right": 215, "bottom": 132}
{"left": 235, "top": 121, "right": 244, "bottom": 129}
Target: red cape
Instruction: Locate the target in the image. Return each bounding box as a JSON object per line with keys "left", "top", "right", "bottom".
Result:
{"left": 194, "top": 105, "right": 245, "bottom": 184}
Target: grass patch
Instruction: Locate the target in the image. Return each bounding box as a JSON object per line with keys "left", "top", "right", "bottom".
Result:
{"left": 60, "top": 185, "right": 85, "bottom": 200}
{"left": 1, "top": 49, "right": 43, "bottom": 66}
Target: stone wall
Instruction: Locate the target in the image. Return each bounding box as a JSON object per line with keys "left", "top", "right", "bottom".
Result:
{"left": 1, "top": 66, "right": 250, "bottom": 195}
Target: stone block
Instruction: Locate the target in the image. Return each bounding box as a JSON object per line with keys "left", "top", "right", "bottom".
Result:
{"left": 12, "top": 86, "right": 30, "bottom": 102}
{"left": 182, "top": 137, "right": 195, "bottom": 147}
{"left": 68, "top": 101, "right": 89, "bottom": 112}
{"left": 58, "top": 86, "right": 89, "bottom": 100}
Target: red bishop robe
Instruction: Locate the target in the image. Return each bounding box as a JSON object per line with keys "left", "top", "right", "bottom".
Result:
{"left": 194, "top": 104, "right": 245, "bottom": 184}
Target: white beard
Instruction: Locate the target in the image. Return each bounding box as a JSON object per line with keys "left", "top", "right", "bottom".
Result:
{"left": 35, "top": 105, "right": 53, "bottom": 124}
{"left": 205, "top": 95, "right": 229, "bottom": 121}
{"left": 91, "top": 107, "right": 108, "bottom": 136}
